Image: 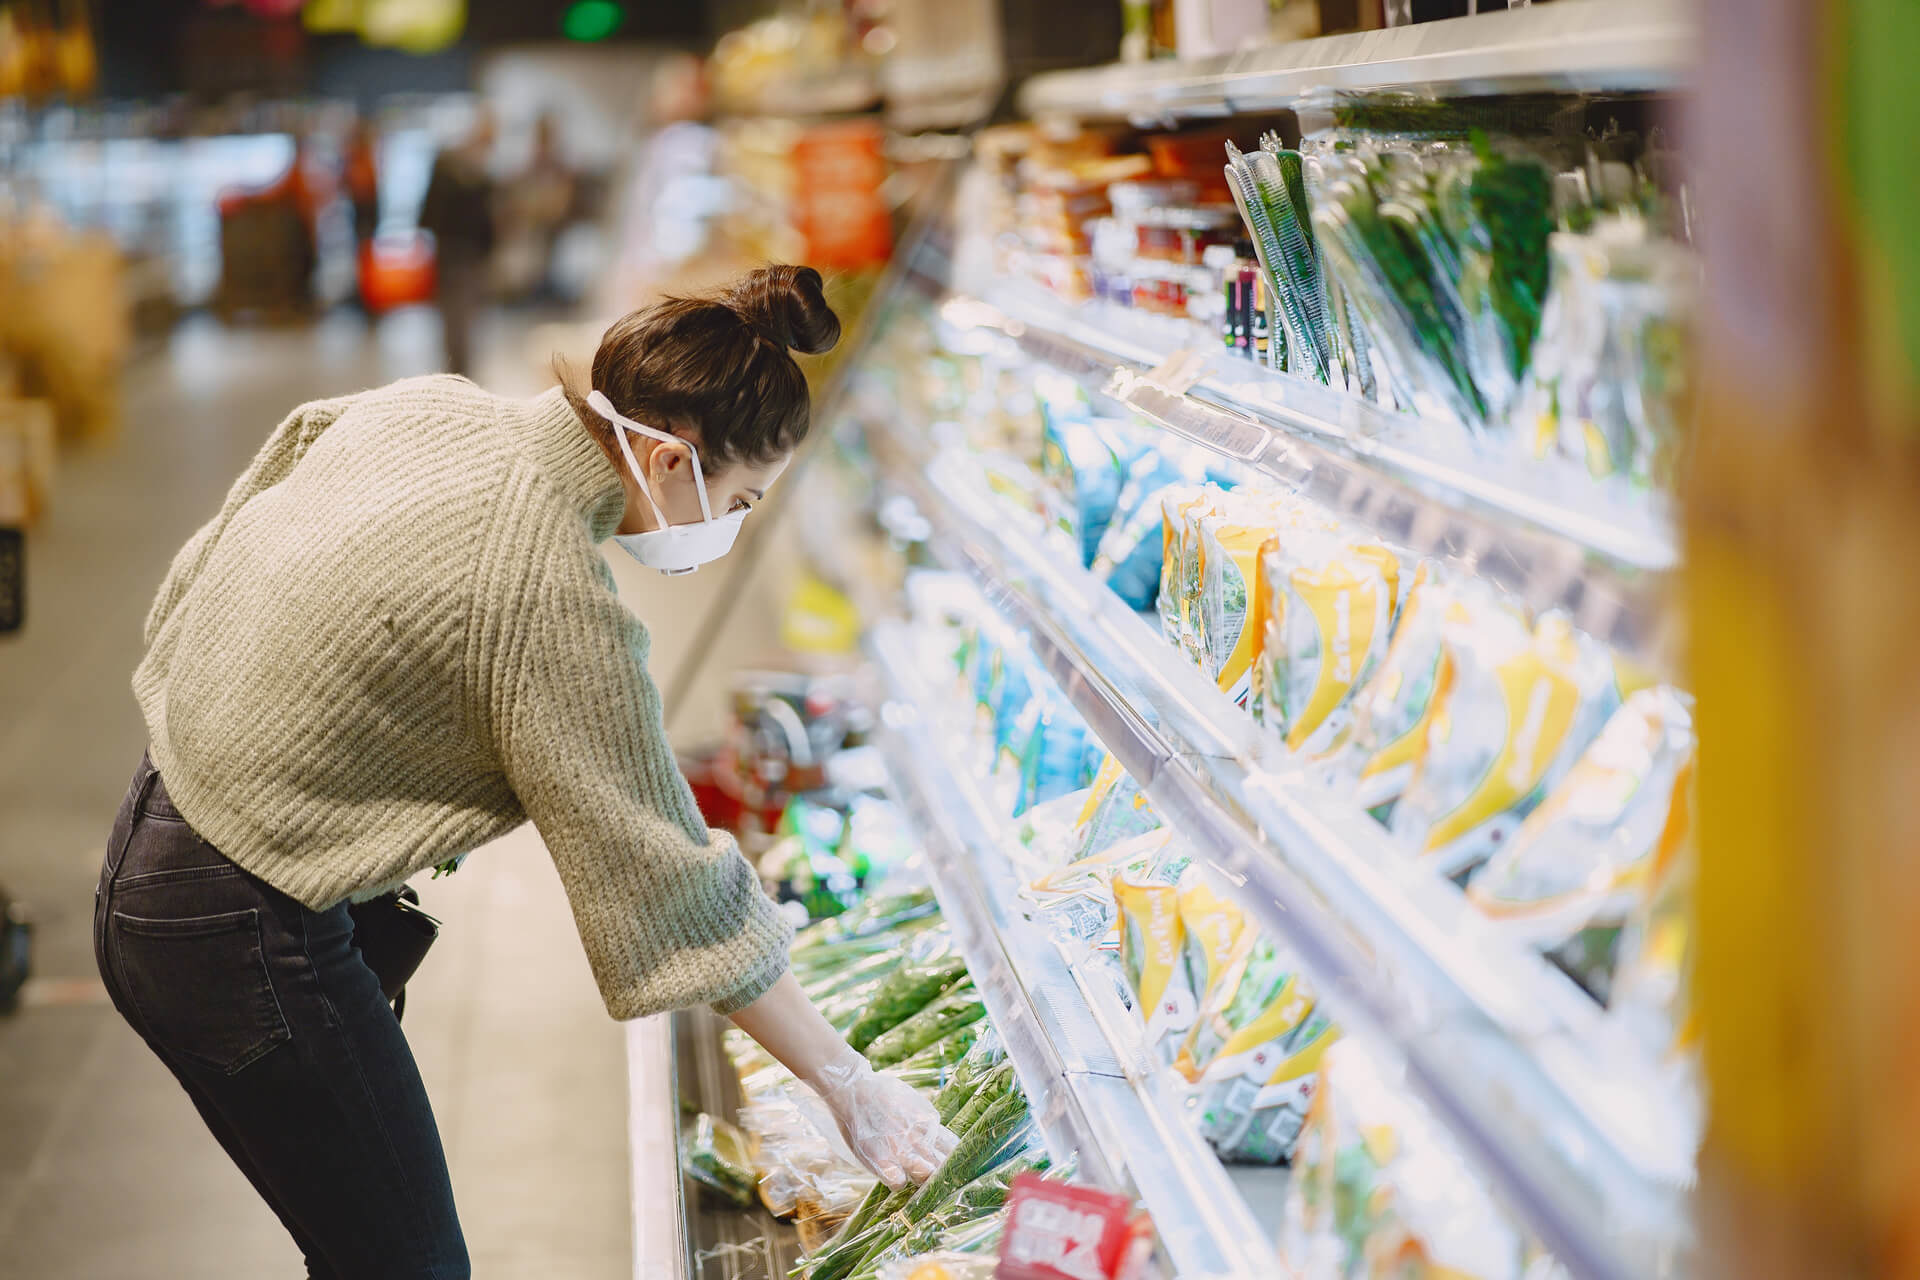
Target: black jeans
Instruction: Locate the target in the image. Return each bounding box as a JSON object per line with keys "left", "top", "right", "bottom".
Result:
{"left": 94, "top": 755, "right": 469, "bottom": 1279}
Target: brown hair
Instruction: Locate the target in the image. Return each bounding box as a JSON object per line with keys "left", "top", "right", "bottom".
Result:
{"left": 562, "top": 264, "right": 841, "bottom": 471}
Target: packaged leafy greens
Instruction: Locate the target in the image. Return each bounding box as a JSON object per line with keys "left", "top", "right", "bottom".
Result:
{"left": 682, "top": 1113, "right": 756, "bottom": 1208}
{"left": 863, "top": 985, "right": 988, "bottom": 1069}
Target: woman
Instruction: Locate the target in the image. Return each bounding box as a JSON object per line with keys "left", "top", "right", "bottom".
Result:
{"left": 94, "top": 265, "right": 956, "bottom": 1279}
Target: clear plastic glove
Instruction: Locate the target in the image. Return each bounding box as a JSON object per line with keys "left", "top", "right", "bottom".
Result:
{"left": 808, "top": 1043, "right": 960, "bottom": 1188}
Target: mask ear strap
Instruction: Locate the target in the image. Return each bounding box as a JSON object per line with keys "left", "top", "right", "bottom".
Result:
{"left": 588, "top": 390, "right": 680, "bottom": 530}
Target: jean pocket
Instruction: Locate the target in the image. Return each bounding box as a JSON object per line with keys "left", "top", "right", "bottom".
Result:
{"left": 111, "top": 909, "right": 292, "bottom": 1075}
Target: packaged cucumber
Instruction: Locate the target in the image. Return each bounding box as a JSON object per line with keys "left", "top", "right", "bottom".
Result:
{"left": 1156, "top": 485, "right": 1227, "bottom": 660}
{"left": 1195, "top": 516, "right": 1279, "bottom": 708}
{"left": 1391, "top": 607, "right": 1619, "bottom": 881}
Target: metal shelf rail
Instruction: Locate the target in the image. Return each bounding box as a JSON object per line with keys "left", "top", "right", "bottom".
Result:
{"left": 873, "top": 622, "right": 1286, "bottom": 1280}
{"left": 933, "top": 282, "right": 1675, "bottom": 673}
{"left": 1017, "top": 0, "right": 1693, "bottom": 125}
{"left": 861, "top": 427, "right": 1695, "bottom": 1280}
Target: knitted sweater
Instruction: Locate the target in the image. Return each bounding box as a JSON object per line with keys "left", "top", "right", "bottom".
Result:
{"left": 133, "top": 376, "right": 792, "bottom": 1018}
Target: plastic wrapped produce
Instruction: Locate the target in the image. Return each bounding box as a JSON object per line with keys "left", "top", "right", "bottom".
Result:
{"left": 844, "top": 954, "right": 973, "bottom": 1053}
{"left": 1024, "top": 827, "right": 1173, "bottom": 957}
{"left": 1283, "top": 1041, "right": 1532, "bottom": 1279}
{"left": 865, "top": 985, "right": 988, "bottom": 1068}
{"left": 1392, "top": 607, "right": 1619, "bottom": 880}
{"left": 1176, "top": 867, "right": 1248, "bottom": 1012}
{"left": 740, "top": 1086, "right": 875, "bottom": 1225}
{"left": 1114, "top": 871, "right": 1194, "bottom": 1057}
{"left": 1174, "top": 930, "right": 1331, "bottom": 1164}
{"left": 1250, "top": 532, "right": 1400, "bottom": 754}
{"left": 1468, "top": 687, "right": 1694, "bottom": 998}
{"left": 793, "top": 889, "right": 941, "bottom": 958}
{"left": 1038, "top": 396, "right": 1129, "bottom": 568}
{"left": 682, "top": 1113, "right": 757, "bottom": 1208}
{"left": 1337, "top": 565, "right": 1454, "bottom": 813}
{"left": 1072, "top": 755, "right": 1161, "bottom": 861}
{"left": 875, "top": 1255, "right": 996, "bottom": 1280}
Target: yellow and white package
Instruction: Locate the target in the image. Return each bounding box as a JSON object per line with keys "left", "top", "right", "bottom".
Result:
{"left": 1194, "top": 517, "right": 1278, "bottom": 706}
{"left": 1610, "top": 758, "right": 1698, "bottom": 1064}
{"left": 1336, "top": 565, "right": 1454, "bottom": 811}
{"left": 1249, "top": 532, "right": 1401, "bottom": 754}
{"left": 1172, "top": 928, "right": 1332, "bottom": 1164}
{"left": 1174, "top": 933, "right": 1316, "bottom": 1083}
{"left": 1175, "top": 867, "right": 1247, "bottom": 1007}
{"left": 1467, "top": 686, "right": 1694, "bottom": 952}
{"left": 1391, "top": 607, "right": 1620, "bottom": 880}
{"left": 1281, "top": 1041, "right": 1529, "bottom": 1280}
{"left": 1024, "top": 827, "right": 1172, "bottom": 956}
{"left": 1114, "top": 870, "right": 1196, "bottom": 1054}
{"left": 1155, "top": 485, "right": 1222, "bottom": 658}
{"left": 1071, "top": 753, "right": 1160, "bottom": 861}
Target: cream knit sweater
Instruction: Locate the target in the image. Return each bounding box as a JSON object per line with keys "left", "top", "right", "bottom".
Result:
{"left": 134, "top": 376, "right": 792, "bottom": 1018}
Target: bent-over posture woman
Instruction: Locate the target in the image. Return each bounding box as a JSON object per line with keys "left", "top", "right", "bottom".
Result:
{"left": 94, "top": 265, "right": 954, "bottom": 1279}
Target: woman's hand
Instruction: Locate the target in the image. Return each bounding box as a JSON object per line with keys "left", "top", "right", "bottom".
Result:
{"left": 806, "top": 1043, "right": 960, "bottom": 1188}
{"left": 727, "top": 971, "right": 959, "bottom": 1187}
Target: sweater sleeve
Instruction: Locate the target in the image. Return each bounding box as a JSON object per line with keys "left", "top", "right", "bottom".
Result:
{"left": 486, "top": 536, "right": 793, "bottom": 1021}
{"left": 144, "top": 393, "right": 358, "bottom": 646}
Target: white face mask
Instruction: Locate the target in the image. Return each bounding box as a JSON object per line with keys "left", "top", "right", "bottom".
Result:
{"left": 587, "top": 390, "right": 747, "bottom": 576}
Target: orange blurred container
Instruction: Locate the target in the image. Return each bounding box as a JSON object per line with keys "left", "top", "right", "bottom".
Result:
{"left": 358, "top": 233, "right": 436, "bottom": 314}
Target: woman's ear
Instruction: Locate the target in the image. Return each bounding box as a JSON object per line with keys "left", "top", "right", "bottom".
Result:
{"left": 646, "top": 437, "right": 694, "bottom": 490}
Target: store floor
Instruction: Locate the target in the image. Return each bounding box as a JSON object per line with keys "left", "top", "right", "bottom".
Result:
{"left": 0, "top": 308, "right": 640, "bottom": 1279}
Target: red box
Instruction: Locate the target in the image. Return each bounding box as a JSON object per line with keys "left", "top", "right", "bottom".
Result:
{"left": 995, "top": 1175, "right": 1153, "bottom": 1280}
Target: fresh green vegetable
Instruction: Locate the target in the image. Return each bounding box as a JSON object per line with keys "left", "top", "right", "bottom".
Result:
{"left": 863, "top": 985, "right": 985, "bottom": 1068}
{"left": 895, "top": 1021, "right": 986, "bottom": 1079}
{"left": 681, "top": 1114, "right": 755, "bottom": 1208}
{"left": 903, "top": 1090, "right": 1033, "bottom": 1223}
{"left": 793, "top": 889, "right": 938, "bottom": 955}
{"left": 844, "top": 956, "right": 970, "bottom": 1052}
{"left": 951, "top": 1150, "right": 1050, "bottom": 1216}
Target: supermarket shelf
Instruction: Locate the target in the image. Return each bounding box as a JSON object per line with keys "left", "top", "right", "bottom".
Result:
{"left": 864, "top": 435, "right": 1695, "bottom": 1280}
{"left": 1018, "top": 0, "right": 1692, "bottom": 125}
{"left": 627, "top": 1015, "right": 692, "bottom": 1280}
{"left": 873, "top": 621, "right": 1287, "bottom": 1280}
{"left": 935, "top": 279, "right": 1675, "bottom": 672}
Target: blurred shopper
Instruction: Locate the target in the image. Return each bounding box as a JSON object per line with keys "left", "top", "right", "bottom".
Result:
{"left": 93, "top": 266, "right": 956, "bottom": 1280}
{"left": 418, "top": 110, "right": 497, "bottom": 375}
{"left": 497, "top": 112, "right": 577, "bottom": 303}
{"left": 344, "top": 118, "right": 381, "bottom": 245}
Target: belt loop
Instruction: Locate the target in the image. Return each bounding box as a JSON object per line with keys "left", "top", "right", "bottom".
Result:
{"left": 104, "top": 756, "right": 161, "bottom": 882}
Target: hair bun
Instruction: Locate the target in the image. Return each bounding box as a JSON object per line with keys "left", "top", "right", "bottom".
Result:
{"left": 728, "top": 264, "right": 841, "bottom": 356}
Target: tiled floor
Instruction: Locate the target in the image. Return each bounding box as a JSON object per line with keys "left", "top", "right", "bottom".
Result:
{"left": 0, "top": 308, "right": 634, "bottom": 1279}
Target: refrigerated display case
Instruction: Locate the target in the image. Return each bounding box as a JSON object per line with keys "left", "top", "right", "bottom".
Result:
{"left": 628, "top": 5, "right": 1703, "bottom": 1278}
